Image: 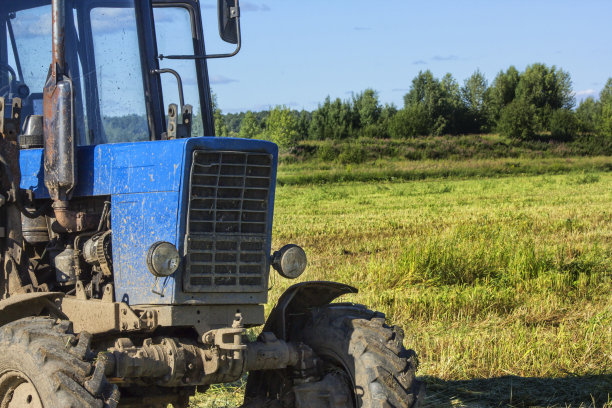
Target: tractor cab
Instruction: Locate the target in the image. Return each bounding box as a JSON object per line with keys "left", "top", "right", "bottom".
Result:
{"left": 0, "top": 0, "right": 236, "bottom": 145}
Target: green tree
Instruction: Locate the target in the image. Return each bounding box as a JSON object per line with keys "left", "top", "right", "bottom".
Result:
{"left": 214, "top": 110, "right": 227, "bottom": 136}
{"left": 296, "top": 110, "right": 312, "bottom": 140}
{"left": 404, "top": 70, "right": 437, "bottom": 106}
{"left": 497, "top": 99, "right": 537, "bottom": 140}
{"left": 403, "top": 70, "right": 463, "bottom": 135}
{"left": 515, "top": 63, "right": 574, "bottom": 129}
{"left": 598, "top": 78, "right": 612, "bottom": 136}
{"left": 575, "top": 97, "right": 601, "bottom": 133}
{"left": 265, "top": 105, "right": 300, "bottom": 148}
{"left": 461, "top": 70, "right": 489, "bottom": 133}
{"left": 211, "top": 93, "right": 228, "bottom": 136}
{"left": 376, "top": 103, "right": 398, "bottom": 139}
{"left": 239, "top": 111, "right": 260, "bottom": 139}
{"left": 352, "top": 89, "right": 381, "bottom": 127}
{"left": 389, "top": 104, "right": 429, "bottom": 138}
{"left": 309, "top": 96, "right": 356, "bottom": 140}
{"left": 487, "top": 66, "right": 520, "bottom": 124}
{"left": 192, "top": 107, "right": 204, "bottom": 136}
{"left": 439, "top": 73, "right": 465, "bottom": 134}
{"left": 549, "top": 109, "right": 577, "bottom": 140}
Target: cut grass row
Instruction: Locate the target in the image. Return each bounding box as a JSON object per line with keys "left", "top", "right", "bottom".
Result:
{"left": 193, "top": 161, "right": 612, "bottom": 408}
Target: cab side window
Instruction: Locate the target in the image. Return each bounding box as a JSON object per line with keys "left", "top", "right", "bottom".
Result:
{"left": 153, "top": 6, "right": 204, "bottom": 136}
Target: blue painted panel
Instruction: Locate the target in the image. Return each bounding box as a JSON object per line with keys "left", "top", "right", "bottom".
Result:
{"left": 112, "top": 192, "right": 180, "bottom": 305}
{"left": 19, "top": 139, "right": 188, "bottom": 197}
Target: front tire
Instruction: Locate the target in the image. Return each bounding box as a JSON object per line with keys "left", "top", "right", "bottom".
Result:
{"left": 0, "top": 317, "right": 119, "bottom": 408}
{"left": 246, "top": 304, "right": 425, "bottom": 407}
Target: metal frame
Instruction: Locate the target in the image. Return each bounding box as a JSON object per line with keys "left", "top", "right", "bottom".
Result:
{"left": 75, "top": 0, "right": 166, "bottom": 142}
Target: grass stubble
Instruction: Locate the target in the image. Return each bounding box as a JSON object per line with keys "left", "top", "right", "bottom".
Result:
{"left": 192, "top": 158, "right": 612, "bottom": 408}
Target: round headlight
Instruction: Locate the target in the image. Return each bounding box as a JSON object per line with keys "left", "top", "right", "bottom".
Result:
{"left": 272, "top": 244, "right": 307, "bottom": 279}
{"left": 146, "top": 241, "right": 180, "bottom": 277}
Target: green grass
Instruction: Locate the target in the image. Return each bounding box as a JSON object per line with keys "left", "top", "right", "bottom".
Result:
{"left": 192, "top": 159, "right": 612, "bottom": 408}
{"left": 277, "top": 155, "right": 612, "bottom": 185}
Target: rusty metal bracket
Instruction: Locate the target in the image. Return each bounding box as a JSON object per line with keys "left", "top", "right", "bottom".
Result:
{"left": 203, "top": 327, "right": 246, "bottom": 351}
{"left": 202, "top": 313, "right": 246, "bottom": 360}
{"left": 0, "top": 97, "right": 21, "bottom": 141}
{"left": 119, "top": 303, "right": 159, "bottom": 332}
{"left": 180, "top": 104, "right": 193, "bottom": 138}
{"left": 136, "top": 308, "right": 159, "bottom": 330}
{"left": 166, "top": 103, "right": 193, "bottom": 139}
{"left": 167, "top": 103, "right": 178, "bottom": 139}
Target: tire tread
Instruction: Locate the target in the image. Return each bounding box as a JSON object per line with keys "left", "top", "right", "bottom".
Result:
{"left": 0, "top": 317, "right": 118, "bottom": 408}
{"left": 302, "top": 304, "right": 425, "bottom": 408}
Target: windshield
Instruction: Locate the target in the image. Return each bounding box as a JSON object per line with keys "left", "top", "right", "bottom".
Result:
{"left": 1, "top": 0, "right": 150, "bottom": 145}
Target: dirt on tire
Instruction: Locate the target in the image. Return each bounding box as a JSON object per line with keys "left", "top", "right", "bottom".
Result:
{"left": 0, "top": 317, "right": 118, "bottom": 408}
{"left": 297, "top": 304, "right": 425, "bottom": 408}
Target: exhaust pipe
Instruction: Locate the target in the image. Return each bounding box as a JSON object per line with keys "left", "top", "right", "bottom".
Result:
{"left": 44, "top": 0, "right": 87, "bottom": 232}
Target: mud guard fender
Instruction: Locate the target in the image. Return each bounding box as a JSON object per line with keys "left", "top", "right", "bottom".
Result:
{"left": 0, "top": 292, "right": 67, "bottom": 326}
{"left": 263, "top": 281, "right": 357, "bottom": 340}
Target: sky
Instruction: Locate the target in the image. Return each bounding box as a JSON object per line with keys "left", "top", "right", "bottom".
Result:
{"left": 199, "top": 0, "right": 612, "bottom": 113}
{"left": 6, "top": 1, "right": 611, "bottom": 118}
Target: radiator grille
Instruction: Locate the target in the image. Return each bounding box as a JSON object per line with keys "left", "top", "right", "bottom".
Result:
{"left": 184, "top": 151, "right": 272, "bottom": 292}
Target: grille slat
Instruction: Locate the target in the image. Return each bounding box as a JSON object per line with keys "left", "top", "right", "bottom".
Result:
{"left": 184, "top": 150, "right": 272, "bottom": 293}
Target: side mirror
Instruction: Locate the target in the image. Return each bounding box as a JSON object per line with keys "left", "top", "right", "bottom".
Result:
{"left": 218, "top": 0, "right": 240, "bottom": 44}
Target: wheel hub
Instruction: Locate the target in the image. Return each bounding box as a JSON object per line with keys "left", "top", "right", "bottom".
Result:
{"left": 0, "top": 371, "right": 43, "bottom": 408}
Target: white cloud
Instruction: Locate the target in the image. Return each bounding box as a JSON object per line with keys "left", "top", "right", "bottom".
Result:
{"left": 240, "top": 2, "right": 271, "bottom": 12}
{"left": 12, "top": 12, "right": 52, "bottom": 38}
{"left": 432, "top": 55, "right": 459, "bottom": 61}
{"left": 211, "top": 75, "right": 239, "bottom": 84}
{"left": 91, "top": 8, "right": 137, "bottom": 34}
{"left": 11, "top": 8, "right": 140, "bottom": 38}
{"left": 574, "top": 89, "right": 596, "bottom": 97}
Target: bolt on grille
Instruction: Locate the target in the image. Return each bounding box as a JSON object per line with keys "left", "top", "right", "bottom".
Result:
{"left": 184, "top": 151, "right": 272, "bottom": 292}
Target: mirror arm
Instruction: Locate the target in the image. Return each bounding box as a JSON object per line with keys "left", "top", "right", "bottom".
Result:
{"left": 150, "top": 68, "right": 185, "bottom": 109}
{"left": 159, "top": 11, "right": 241, "bottom": 60}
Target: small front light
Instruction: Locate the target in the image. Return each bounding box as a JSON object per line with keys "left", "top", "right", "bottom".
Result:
{"left": 147, "top": 241, "right": 180, "bottom": 277}
{"left": 271, "top": 244, "right": 307, "bottom": 279}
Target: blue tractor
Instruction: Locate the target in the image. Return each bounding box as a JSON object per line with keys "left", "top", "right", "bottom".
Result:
{"left": 0, "top": 0, "right": 424, "bottom": 406}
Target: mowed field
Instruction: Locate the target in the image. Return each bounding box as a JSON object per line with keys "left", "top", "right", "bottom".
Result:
{"left": 193, "top": 158, "right": 612, "bottom": 408}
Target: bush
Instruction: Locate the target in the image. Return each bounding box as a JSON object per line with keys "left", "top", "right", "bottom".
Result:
{"left": 389, "top": 105, "right": 430, "bottom": 138}
{"left": 575, "top": 97, "right": 600, "bottom": 133}
{"left": 338, "top": 144, "right": 367, "bottom": 164}
{"left": 359, "top": 123, "right": 387, "bottom": 139}
{"left": 317, "top": 141, "right": 338, "bottom": 161}
{"left": 550, "top": 109, "right": 578, "bottom": 140}
{"left": 598, "top": 103, "right": 612, "bottom": 137}
{"left": 497, "top": 100, "right": 537, "bottom": 140}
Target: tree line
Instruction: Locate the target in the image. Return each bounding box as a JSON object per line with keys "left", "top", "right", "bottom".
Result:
{"left": 214, "top": 63, "right": 612, "bottom": 148}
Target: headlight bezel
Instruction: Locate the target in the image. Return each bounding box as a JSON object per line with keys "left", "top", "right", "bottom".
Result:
{"left": 146, "top": 241, "right": 180, "bottom": 277}
{"left": 271, "top": 244, "right": 308, "bottom": 279}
